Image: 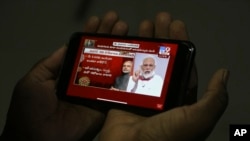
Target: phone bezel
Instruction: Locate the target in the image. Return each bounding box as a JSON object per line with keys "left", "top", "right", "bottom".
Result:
{"left": 56, "top": 32, "right": 195, "bottom": 116}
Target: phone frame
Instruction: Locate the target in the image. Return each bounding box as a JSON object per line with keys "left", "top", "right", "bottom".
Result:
{"left": 56, "top": 32, "right": 195, "bottom": 116}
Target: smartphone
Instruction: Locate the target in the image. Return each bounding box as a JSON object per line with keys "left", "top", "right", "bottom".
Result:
{"left": 56, "top": 32, "right": 195, "bottom": 116}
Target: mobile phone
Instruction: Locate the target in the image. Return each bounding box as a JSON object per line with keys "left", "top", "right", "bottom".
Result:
{"left": 56, "top": 32, "right": 195, "bottom": 116}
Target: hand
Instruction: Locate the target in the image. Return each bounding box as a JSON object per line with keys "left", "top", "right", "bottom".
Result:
{"left": 98, "top": 12, "right": 229, "bottom": 141}
{"left": 1, "top": 11, "right": 129, "bottom": 141}
{"left": 132, "top": 70, "right": 141, "bottom": 82}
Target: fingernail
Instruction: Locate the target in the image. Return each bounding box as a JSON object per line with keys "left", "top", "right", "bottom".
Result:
{"left": 89, "top": 16, "right": 99, "bottom": 22}
{"left": 222, "top": 69, "right": 230, "bottom": 88}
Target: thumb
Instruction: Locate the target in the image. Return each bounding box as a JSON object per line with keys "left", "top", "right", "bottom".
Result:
{"left": 198, "top": 68, "right": 229, "bottom": 120}
{"left": 183, "top": 68, "right": 230, "bottom": 140}
{"left": 143, "top": 69, "right": 229, "bottom": 141}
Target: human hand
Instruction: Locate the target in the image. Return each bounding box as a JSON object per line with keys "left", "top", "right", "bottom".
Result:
{"left": 132, "top": 70, "right": 141, "bottom": 82}
{"left": 98, "top": 12, "right": 229, "bottom": 141}
{"left": 1, "top": 11, "right": 129, "bottom": 141}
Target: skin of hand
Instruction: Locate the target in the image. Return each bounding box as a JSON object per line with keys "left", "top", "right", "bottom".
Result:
{"left": 1, "top": 11, "right": 129, "bottom": 141}
{"left": 97, "top": 12, "right": 229, "bottom": 141}
{"left": 132, "top": 70, "right": 141, "bottom": 82}
{"left": 0, "top": 11, "right": 229, "bottom": 141}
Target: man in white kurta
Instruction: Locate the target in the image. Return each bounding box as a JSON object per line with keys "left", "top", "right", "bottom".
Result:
{"left": 126, "top": 74, "right": 163, "bottom": 97}
{"left": 126, "top": 56, "right": 163, "bottom": 97}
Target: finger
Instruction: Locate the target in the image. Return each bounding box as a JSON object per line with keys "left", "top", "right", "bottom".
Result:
{"left": 199, "top": 69, "right": 229, "bottom": 112}
{"left": 169, "top": 20, "right": 189, "bottom": 40}
{"left": 30, "top": 46, "right": 67, "bottom": 82}
{"left": 83, "top": 16, "right": 101, "bottom": 33}
{"left": 154, "top": 12, "right": 172, "bottom": 38}
{"left": 6, "top": 46, "right": 68, "bottom": 135}
{"left": 141, "top": 69, "right": 229, "bottom": 141}
{"left": 168, "top": 19, "right": 197, "bottom": 104}
{"left": 138, "top": 20, "right": 154, "bottom": 37}
{"left": 59, "top": 102, "right": 105, "bottom": 141}
{"left": 111, "top": 20, "right": 129, "bottom": 35}
{"left": 103, "top": 109, "right": 143, "bottom": 127}
{"left": 178, "top": 69, "right": 229, "bottom": 140}
{"left": 99, "top": 109, "right": 144, "bottom": 141}
{"left": 97, "top": 11, "right": 119, "bottom": 33}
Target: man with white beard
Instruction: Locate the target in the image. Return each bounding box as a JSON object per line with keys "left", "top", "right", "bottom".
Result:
{"left": 126, "top": 56, "right": 163, "bottom": 97}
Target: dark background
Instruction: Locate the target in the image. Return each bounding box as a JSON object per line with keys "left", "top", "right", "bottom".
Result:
{"left": 1, "top": 0, "right": 250, "bottom": 140}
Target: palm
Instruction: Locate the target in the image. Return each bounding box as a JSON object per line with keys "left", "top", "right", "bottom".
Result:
{"left": 3, "top": 47, "right": 104, "bottom": 140}
{"left": 2, "top": 11, "right": 130, "bottom": 141}
{"left": 2, "top": 11, "right": 228, "bottom": 141}
{"left": 98, "top": 12, "right": 228, "bottom": 141}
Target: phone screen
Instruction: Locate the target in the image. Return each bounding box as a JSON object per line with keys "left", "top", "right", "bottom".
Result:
{"left": 65, "top": 34, "right": 180, "bottom": 111}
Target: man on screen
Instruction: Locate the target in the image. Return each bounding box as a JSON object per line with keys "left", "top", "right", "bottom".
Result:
{"left": 111, "top": 60, "right": 133, "bottom": 91}
{"left": 126, "top": 56, "right": 163, "bottom": 97}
